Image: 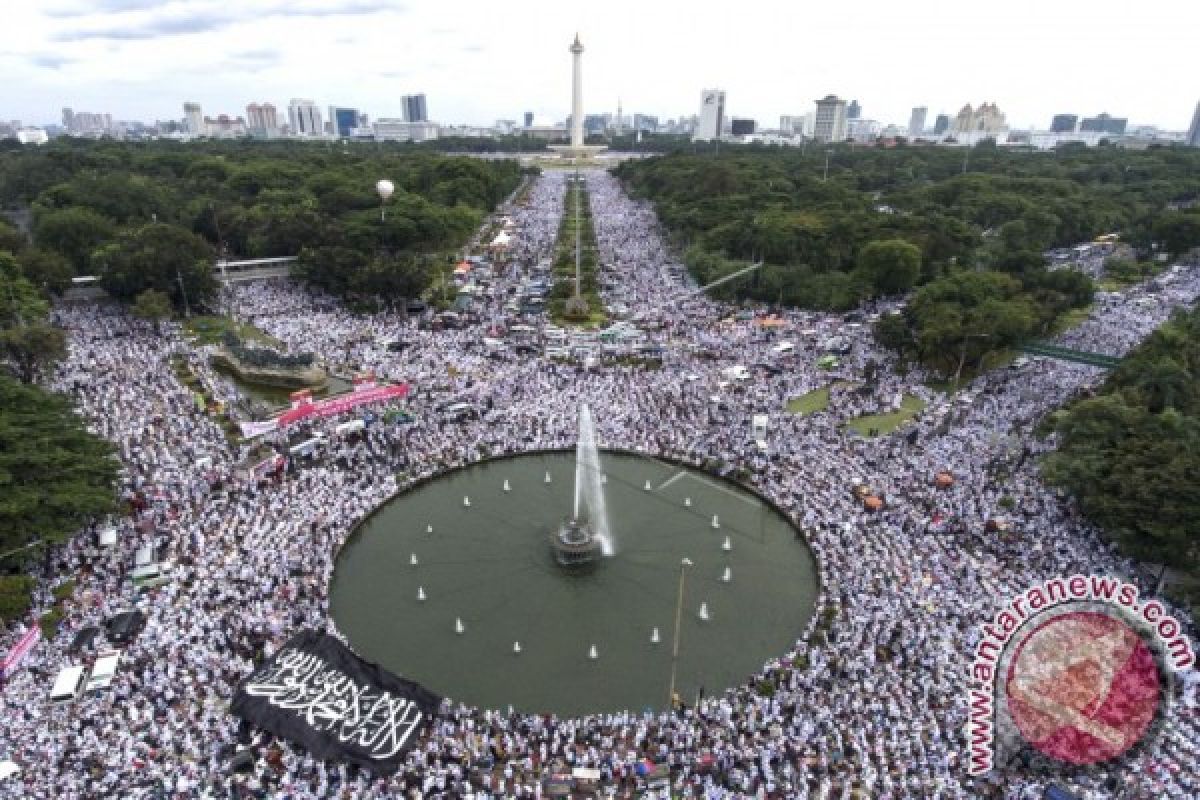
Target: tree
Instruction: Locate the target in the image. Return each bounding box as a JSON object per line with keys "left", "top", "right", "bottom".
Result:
{"left": 0, "top": 220, "right": 26, "bottom": 254}
{"left": 1152, "top": 211, "right": 1200, "bottom": 256}
{"left": 856, "top": 239, "right": 922, "bottom": 295}
{"left": 891, "top": 271, "right": 1038, "bottom": 381}
{"left": 16, "top": 248, "right": 74, "bottom": 295}
{"left": 31, "top": 207, "right": 115, "bottom": 273}
{"left": 0, "top": 376, "right": 118, "bottom": 553}
{"left": 1043, "top": 396, "right": 1200, "bottom": 571}
{"left": 0, "top": 323, "right": 66, "bottom": 384}
{"left": 0, "top": 252, "right": 49, "bottom": 326}
{"left": 93, "top": 223, "right": 216, "bottom": 309}
{"left": 131, "top": 288, "right": 173, "bottom": 333}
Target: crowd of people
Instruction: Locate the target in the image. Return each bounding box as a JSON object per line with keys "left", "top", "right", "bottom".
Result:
{"left": 0, "top": 168, "right": 1197, "bottom": 799}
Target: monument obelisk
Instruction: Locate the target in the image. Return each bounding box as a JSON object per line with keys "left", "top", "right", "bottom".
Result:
{"left": 550, "top": 34, "right": 606, "bottom": 161}
{"left": 569, "top": 34, "right": 585, "bottom": 149}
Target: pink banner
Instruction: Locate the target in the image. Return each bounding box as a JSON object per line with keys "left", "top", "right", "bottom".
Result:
{"left": 1, "top": 626, "right": 41, "bottom": 679}
{"left": 276, "top": 383, "right": 409, "bottom": 429}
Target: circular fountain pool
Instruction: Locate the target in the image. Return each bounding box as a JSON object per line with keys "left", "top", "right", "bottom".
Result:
{"left": 329, "top": 451, "right": 819, "bottom": 716}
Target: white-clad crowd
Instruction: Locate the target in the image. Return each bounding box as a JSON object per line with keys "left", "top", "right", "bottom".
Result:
{"left": 0, "top": 169, "right": 1196, "bottom": 800}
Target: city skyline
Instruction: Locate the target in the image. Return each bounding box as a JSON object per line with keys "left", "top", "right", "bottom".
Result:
{"left": 2, "top": 0, "right": 1198, "bottom": 131}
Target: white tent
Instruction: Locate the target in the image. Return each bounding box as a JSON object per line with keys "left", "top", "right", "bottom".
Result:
{"left": 490, "top": 230, "right": 511, "bottom": 248}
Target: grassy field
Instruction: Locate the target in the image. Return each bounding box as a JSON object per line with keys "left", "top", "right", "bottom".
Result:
{"left": 184, "top": 315, "right": 281, "bottom": 348}
{"left": 845, "top": 394, "right": 926, "bottom": 437}
{"left": 786, "top": 386, "right": 831, "bottom": 415}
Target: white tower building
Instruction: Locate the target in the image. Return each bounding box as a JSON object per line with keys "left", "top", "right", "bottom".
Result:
{"left": 183, "top": 102, "right": 205, "bottom": 136}
{"left": 694, "top": 90, "right": 726, "bottom": 141}
{"left": 287, "top": 99, "right": 323, "bottom": 137}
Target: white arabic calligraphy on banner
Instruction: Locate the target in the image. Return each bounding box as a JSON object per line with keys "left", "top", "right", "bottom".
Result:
{"left": 243, "top": 648, "right": 427, "bottom": 760}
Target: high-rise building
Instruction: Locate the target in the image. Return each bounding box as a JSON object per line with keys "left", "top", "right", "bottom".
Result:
{"left": 584, "top": 114, "right": 610, "bottom": 135}
{"left": 847, "top": 100, "right": 861, "bottom": 120}
{"left": 288, "top": 99, "right": 323, "bottom": 136}
{"left": 245, "top": 102, "right": 279, "bottom": 136}
{"left": 1080, "top": 112, "right": 1127, "bottom": 135}
{"left": 908, "top": 107, "right": 928, "bottom": 138}
{"left": 933, "top": 114, "right": 951, "bottom": 135}
{"left": 61, "top": 108, "right": 74, "bottom": 131}
{"left": 327, "top": 106, "right": 360, "bottom": 137}
{"left": 694, "top": 89, "right": 726, "bottom": 141}
{"left": 632, "top": 114, "right": 658, "bottom": 133}
{"left": 402, "top": 94, "right": 428, "bottom": 123}
{"left": 1050, "top": 114, "right": 1078, "bottom": 133}
{"left": 847, "top": 118, "right": 881, "bottom": 142}
{"left": 813, "top": 95, "right": 847, "bottom": 143}
{"left": 204, "top": 114, "right": 247, "bottom": 137}
{"left": 730, "top": 118, "right": 756, "bottom": 136}
{"left": 183, "top": 102, "right": 204, "bottom": 136}
{"left": 1187, "top": 101, "right": 1200, "bottom": 147}
{"left": 523, "top": 111, "right": 534, "bottom": 128}
{"left": 954, "top": 102, "right": 1007, "bottom": 133}
{"left": 373, "top": 119, "right": 439, "bottom": 142}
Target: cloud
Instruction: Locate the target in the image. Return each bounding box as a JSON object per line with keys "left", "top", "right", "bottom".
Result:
{"left": 225, "top": 49, "right": 282, "bottom": 72}
{"left": 51, "top": 1, "right": 402, "bottom": 42}
{"left": 28, "top": 53, "right": 77, "bottom": 69}
{"left": 46, "top": 0, "right": 169, "bottom": 18}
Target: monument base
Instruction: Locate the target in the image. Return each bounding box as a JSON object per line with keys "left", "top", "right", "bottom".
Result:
{"left": 548, "top": 144, "right": 608, "bottom": 162}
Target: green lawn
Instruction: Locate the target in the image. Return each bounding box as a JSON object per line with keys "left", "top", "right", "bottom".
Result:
{"left": 184, "top": 315, "right": 281, "bottom": 347}
{"left": 845, "top": 394, "right": 926, "bottom": 437}
{"left": 1048, "top": 304, "right": 1094, "bottom": 336}
{"left": 786, "top": 386, "right": 831, "bottom": 415}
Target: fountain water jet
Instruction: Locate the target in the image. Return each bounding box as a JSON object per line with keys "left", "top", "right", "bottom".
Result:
{"left": 425, "top": 524, "right": 433, "bottom": 534}
{"left": 722, "top": 536, "right": 732, "bottom": 552}
{"left": 417, "top": 586, "right": 426, "bottom": 601}
{"left": 588, "top": 644, "right": 598, "bottom": 660}
{"left": 463, "top": 496, "right": 471, "bottom": 507}
{"left": 651, "top": 627, "right": 661, "bottom": 644}
{"left": 410, "top": 553, "right": 418, "bottom": 566}
{"left": 721, "top": 567, "right": 732, "bottom": 583}
{"left": 503, "top": 479, "right": 511, "bottom": 492}
{"left": 711, "top": 515, "right": 720, "bottom": 529}
{"left": 513, "top": 641, "right": 522, "bottom": 654}
{"left": 698, "top": 602, "right": 710, "bottom": 621}
{"left": 572, "top": 404, "right": 613, "bottom": 556}
{"left": 455, "top": 617, "right": 465, "bottom": 634}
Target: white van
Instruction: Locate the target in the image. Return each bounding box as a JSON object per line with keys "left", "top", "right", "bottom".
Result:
{"left": 288, "top": 434, "right": 326, "bottom": 458}
{"left": 50, "top": 665, "right": 87, "bottom": 703}
{"left": 334, "top": 419, "right": 365, "bottom": 436}
{"left": 722, "top": 365, "right": 751, "bottom": 382}
{"left": 85, "top": 650, "right": 121, "bottom": 693}
{"left": 771, "top": 341, "right": 795, "bottom": 355}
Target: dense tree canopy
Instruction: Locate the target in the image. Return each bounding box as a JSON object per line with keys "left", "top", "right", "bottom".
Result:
{"left": 0, "top": 376, "right": 118, "bottom": 554}
{"left": 93, "top": 222, "right": 217, "bottom": 307}
{"left": 615, "top": 144, "right": 1200, "bottom": 310}
{"left": 875, "top": 270, "right": 1051, "bottom": 381}
{"left": 0, "top": 138, "right": 524, "bottom": 306}
{"left": 1043, "top": 307, "right": 1200, "bottom": 572}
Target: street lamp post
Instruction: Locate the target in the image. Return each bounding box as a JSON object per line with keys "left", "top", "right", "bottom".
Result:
{"left": 667, "top": 557, "right": 693, "bottom": 710}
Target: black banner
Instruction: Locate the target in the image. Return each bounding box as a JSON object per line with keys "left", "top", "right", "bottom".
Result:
{"left": 231, "top": 630, "right": 441, "bottom": 774}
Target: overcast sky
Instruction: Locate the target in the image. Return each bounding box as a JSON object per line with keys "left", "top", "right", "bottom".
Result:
{"left": 2, "top": 0, "right": 1197, "bottom": 130}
